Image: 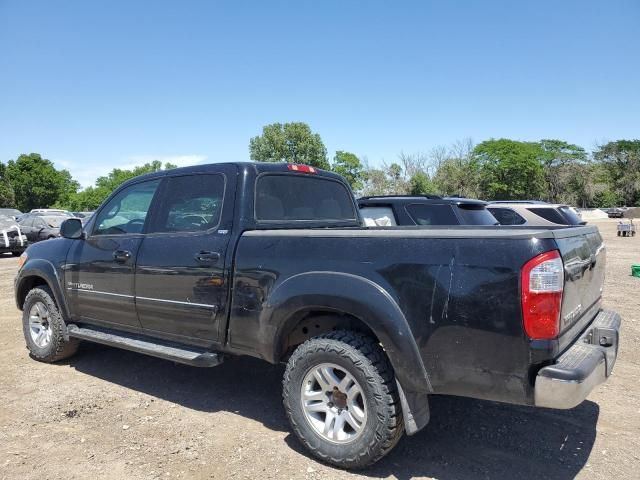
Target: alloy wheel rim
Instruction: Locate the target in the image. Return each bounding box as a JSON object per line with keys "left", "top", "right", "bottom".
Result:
{"left": 300, "top": 363, "right": 367, "bottom": 443}
{"left": 29, "top": 301, "right": 52, "bottom": 348}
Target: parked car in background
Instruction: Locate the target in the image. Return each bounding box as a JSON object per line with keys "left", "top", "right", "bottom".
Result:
{"left": 607, "top": 208, "right": 624, "bottom": 218}
{"left": 18, "top": 214, "right": 65, "bottom": 242}
{"left": 0, "top": 214, "right": 28, "bottom": 256}
{"left": 358, "top": 195, "right": 498, "bottom": 226}
{"left": 30, "top": 209, "right": 74, "bottom": 217}
{"left": 488, "top": 202, "right": 586, "bottom": 226}
{"left": 0, "top": 208, "right": 23, "bottom": 220}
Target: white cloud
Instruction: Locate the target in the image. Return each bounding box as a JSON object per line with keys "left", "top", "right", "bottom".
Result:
{"left": 54, "top": 154, "right": 209, "bottom": 188}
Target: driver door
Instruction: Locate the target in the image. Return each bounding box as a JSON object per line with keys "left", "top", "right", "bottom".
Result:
{"left": 65, "top": 178, "right": 161, "bottom": 331}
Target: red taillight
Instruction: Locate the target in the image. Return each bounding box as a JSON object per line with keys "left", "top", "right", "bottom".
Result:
{"left": 287, "top": 164, "right": 317, "bottom": 174}
{"left": 521, "top": 250, "right": 564, "bottom": 340}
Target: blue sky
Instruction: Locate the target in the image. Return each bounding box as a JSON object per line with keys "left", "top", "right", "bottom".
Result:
{"left": 1, "top": 1, "right": 639, "bottom": 186}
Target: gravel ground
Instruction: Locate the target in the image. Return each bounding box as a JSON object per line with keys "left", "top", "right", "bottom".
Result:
{"left": 0, "top": 218, "right": 638, "bottom": 480}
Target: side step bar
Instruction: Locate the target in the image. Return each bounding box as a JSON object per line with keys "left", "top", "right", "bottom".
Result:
{"left": 67, "top": 324, "right": 223, "bottom": 367}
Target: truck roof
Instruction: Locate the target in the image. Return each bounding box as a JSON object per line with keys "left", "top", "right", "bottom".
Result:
{"left": 118, "top": 161, "right": 347, "bottom": 189}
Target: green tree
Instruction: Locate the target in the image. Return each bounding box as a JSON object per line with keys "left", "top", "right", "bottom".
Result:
{"left": 249, "top": 122, "right": 329, "bottom": 169}
{"left": 433, "top": 158, "right": 481, "bottom": 198}
{"left": 408, "top": 171, "right": 434, "bottom": 195}
{"left": 0, "top": 163, "right": 16, "bottom": 207}
{"left": 472, "top": 139, "right": 545, "bottom": 200}
{"left": 6, "top": 153, "right": 79, "bottom": 211}
{"left": 332, "top": 151, "right": 364, "bottom": 191}
{"left": 537, "top": 139, "right": 587, "bottom": 203}
{"left": 593, "top": 140, "right": 640, "bottom": 206}
{"left": 62, "top": 161, "right": 177, "bottom": 211}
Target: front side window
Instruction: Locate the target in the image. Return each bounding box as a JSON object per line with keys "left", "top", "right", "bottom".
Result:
{"left": 150, "top": 174, "right": 225, "bottom": 233}
{"left": 93, "top": 179, "right": 160, "bottom": 235}
{"left": 405, "top": 204, "right": 458, "bottom": 225}
{"left": 255, "top": 174, "right": 356, "bottom": 222}
{"left": 488, "top": 207, "right": 526, "bottom": 225}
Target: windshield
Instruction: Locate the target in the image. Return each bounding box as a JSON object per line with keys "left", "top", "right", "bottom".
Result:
{"left": 0, "top": 208, "right": 21, "bottom": 217}
{"left": 0, "top": 215, "right": 17, "bottom": 229}
{"left": 41, "top": 216, "right": 65, "bottom": 228}
{"left": 455, "top": 204, "right": 498, "bottom": 225}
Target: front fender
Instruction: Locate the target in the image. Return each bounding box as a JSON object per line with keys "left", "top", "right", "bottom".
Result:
{"left": 15, "top": 258, "right": 69, "bottom": 320}
{"left": 263, "top": 271, "right": 432, "bottom": 433}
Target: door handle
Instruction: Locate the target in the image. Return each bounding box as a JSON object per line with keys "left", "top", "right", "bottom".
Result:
{"left": 113, "top": 250, "right": 132, "bottom": 262}
{"left": 194, "top": 251, "right": 220, "bottom": 263}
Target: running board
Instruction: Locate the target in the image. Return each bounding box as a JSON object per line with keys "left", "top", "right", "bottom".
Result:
{"left": 66, "top": 324, "right": 223, "bottom": 367}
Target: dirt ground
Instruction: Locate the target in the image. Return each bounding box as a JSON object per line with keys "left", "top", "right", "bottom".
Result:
{"left": 0, "top": 218, "right": 638, "bottom": 480}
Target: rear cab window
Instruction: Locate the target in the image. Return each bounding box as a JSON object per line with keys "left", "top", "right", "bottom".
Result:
{"left": 255, "top": 174, "right": 357, "bottom": 224}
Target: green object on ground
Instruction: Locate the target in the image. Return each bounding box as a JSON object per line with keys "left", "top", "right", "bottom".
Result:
{"left": 632, "top": 264, "right": 640, "bottom": 278}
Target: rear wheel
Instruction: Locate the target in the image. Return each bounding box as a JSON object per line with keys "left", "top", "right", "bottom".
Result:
{"left": 283, "top": 330, "right": 403, "bottom": 469}
{"left": 22, "top": 286, "right": 79, "bottom": 362}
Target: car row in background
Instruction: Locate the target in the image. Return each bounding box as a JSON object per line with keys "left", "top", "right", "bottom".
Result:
{"left": 17, "top": 214, "right": 68, "bottom": 242}
{"left": 0, "top": 209, "right": 95, "bottom": 251}
{"left": 358, "top": 195, "right": 498, "bottom": 226}
{"left": 487, "top": 201, "right": 585, "bottom": 226}
{"left": 357, "top": 196, "right": 588, "bottom": 227}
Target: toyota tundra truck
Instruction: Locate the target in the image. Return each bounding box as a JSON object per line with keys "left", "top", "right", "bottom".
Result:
{"left": 14, "top": 162, "right": 621, "bottom": 468}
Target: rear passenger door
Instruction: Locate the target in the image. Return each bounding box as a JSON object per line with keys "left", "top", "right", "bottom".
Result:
{"left": 134, "top": 166, "right": 236, "bottom": 347}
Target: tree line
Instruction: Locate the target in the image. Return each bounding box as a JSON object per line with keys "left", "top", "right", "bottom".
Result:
{"left": 0, "top": 154, "right": 175, "bottom": 212}
{"left": 250, "top": 123, "right": 640, "bottom": 208}
{"left": 1, "top": 124, "right": 638, "bottom": 212}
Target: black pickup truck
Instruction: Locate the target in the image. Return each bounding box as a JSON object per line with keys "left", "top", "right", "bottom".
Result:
{"left": 14, "top": 162, "right": 621, "bottom": 468}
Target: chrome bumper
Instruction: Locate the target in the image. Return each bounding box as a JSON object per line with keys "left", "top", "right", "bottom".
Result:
{"left": 535, "top": 309, "right": 621, "bottom": 409}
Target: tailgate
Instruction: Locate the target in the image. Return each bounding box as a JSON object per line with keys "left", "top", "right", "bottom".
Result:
{"left": 553, "top": 227, "right": 606, "bottom": 343}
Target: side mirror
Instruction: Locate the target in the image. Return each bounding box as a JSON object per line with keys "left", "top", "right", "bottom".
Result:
{"left": 60, "top": 218, "right": 84, "bottom": 239}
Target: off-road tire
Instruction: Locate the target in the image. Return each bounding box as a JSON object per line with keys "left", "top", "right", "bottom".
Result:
{"left": 283, "top": 330, "right": 403, "bottom": 469}
{"left": 22, "top": 286, "right": 79, "bottom": 362}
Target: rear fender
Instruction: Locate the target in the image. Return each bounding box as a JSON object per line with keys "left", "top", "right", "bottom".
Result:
{"left": 264, "top": 271, "right": 432, "bottom": 434}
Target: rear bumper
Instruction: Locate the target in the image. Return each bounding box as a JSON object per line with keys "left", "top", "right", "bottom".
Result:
{"left": 535, "top": 309, "right": 621, "bottom": 409}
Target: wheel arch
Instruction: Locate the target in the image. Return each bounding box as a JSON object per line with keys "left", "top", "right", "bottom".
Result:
{"left": 264, "top": 271, "right": 432, "bottom": 434}
{"left": 15, "top": 259, "right": 69, "bottom": 319}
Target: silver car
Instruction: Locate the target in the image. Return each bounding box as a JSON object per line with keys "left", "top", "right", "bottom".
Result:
{"left": 488, "top": 201, "right": 585, "bottom": 226}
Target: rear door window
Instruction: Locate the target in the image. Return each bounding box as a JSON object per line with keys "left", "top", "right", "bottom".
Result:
{"left": 488, "top": 207, "right": 526, "bottom": 225}
{"left": 149, "top": 174, "right": 225, "bottom": 233}
{"left": 405, "top": 204, "right": 458, "bottom": 225}
{"left": 255, "top": 174, "right": 356, "bottom": 222}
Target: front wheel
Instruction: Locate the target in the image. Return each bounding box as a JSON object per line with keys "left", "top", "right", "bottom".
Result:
{"left": 283, "top": 331, "right": 404, "bottom": 469}
{"left": 22, "top": 286, "right": 79, "bottom": 362}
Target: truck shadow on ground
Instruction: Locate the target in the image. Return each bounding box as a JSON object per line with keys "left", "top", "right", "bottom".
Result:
{"left": 69, "top": 343, "right": 598, "bottom": 480}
